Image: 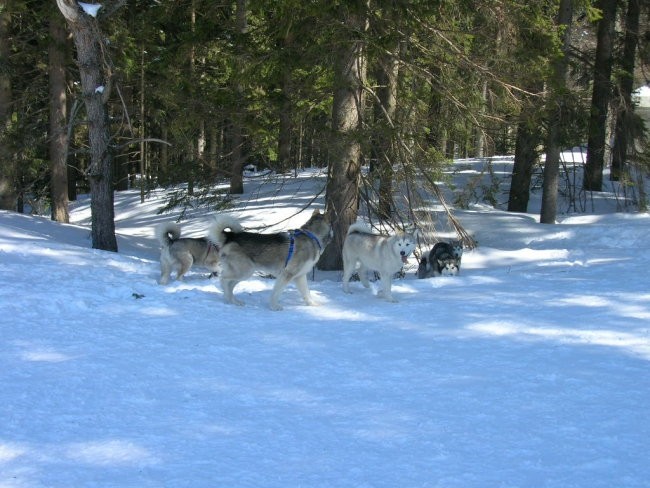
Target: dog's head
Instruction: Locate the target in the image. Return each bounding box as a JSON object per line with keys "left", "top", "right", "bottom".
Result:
{"left": 394, "top": 229, "right": 418, "bottom": 264}
{"left": 437, "top": 258, "right": 459, "bottom": 276}
{"left": 305, "top": 209, "right": 333, "bottom": 245}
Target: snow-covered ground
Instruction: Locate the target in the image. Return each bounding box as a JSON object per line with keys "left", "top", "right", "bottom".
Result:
{"left": 1, "top": 157, "right": 649, "bottom": 487}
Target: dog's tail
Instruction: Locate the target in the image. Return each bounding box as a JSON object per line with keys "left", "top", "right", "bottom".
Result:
{"left": 210, "top": 215, "right": 243, "bottom": 248}
{"left": 347, "top": 222, "right": 373, "bottom": 236}
{"left": 156, "top": 222, "right": 181, "bottom": 247}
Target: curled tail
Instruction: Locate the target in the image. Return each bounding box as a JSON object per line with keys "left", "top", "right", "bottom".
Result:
{"left": 347, "top": 222, "right": 373, "bottom": 236}
{"left": 210, "top": 215, "right": 243, "bottom": 248}
{"left": 156, "top": 222, "right": 181, "bottom": 247}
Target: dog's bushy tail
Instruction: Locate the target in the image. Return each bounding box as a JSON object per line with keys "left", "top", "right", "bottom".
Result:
{"left": 347, "top": 222, "right": 373, "bottom": 236}
{"left": 210, "top": 215, "right": 243, "bottom": 248}
{"left": 156, "top": 222, "right": 181, "bottom": 247}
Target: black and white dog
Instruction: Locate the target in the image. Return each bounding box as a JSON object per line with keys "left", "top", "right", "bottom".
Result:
{"left": 417, "top": 241, "right": 463, "bottom": 278}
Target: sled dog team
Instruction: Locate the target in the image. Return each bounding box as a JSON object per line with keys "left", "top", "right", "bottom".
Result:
{"left": 156, "top": 210, "right": 463, "bottom": 310}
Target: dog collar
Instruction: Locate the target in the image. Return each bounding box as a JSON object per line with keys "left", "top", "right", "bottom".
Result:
{"left": 285, "top": 229, "right": 323, "bottom": 267}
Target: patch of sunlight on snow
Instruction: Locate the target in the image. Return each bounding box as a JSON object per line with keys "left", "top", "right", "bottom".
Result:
{"left": 468, "top": 321, "right": 650, "bottom": 360}
{"left": 64, "top": 440, "right": 158, "bottom": 466}
{"left": 20, "top": 349, "right": 73, "bottom": 363}
{"left": 140, "top": 306, "right": 178, "bottom": 317}
{"left": 303, "top": 305, "right": 376, "bottom": 322}
{"left": 559, "top": 295, "right": 650, "bottom": 320}
{"left": 0, "top": 443, "right": 27, "bottom": 462}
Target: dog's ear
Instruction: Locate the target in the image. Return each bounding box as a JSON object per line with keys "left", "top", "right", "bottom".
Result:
{"left": 312, "top": 209, "right": 321, "bottom": 216}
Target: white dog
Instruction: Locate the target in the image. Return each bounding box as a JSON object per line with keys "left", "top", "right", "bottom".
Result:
{"left": 342, "top": 223, "right": 418, "bottom": 302}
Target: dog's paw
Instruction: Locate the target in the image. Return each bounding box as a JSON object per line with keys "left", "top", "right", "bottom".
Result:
{"left": 270, "top": 303, "right": 283, "bottom": 311}
{"left": 378, "top": 291, "right": 398, "bottom": 303}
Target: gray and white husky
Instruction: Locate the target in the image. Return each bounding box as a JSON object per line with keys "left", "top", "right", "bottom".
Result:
{"left": 342, "top": 223, "right": 418, "bottom": 302}
{"left": 156, "top": 222, "right": 220, "bottom": 285}
{"left": 210, "top": 209, "right": 332, "bottom": 310}
{"left": 417, "top": 241, "right": 462, "bottom": 278}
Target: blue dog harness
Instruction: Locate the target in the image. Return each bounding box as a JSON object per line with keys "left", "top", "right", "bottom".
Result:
{"left": 285, "top": 229, "right": 323, "bottom": 267}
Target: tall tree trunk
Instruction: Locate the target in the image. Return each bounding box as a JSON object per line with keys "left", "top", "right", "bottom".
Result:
{"left": 56, "top": 0, "right": 120, "bottom": 251}
{"left": 277, "top": 28, "right": 294, "bottom": 174}
{"left": 320, "top": 6, "right": 367, "bottom": 270}
{"left": 508, "top": 117, "right": 539, "bottom": 213}
{"left": 540, "top": 0, "right": 573, "bottom": 224}
{"left": 230, "top": 0, "right": 247, "bottom": 194}
{"left": 139, "top": 39, "right": 146, "bottom": 202}
{"left": 0, "top": 0, "right": 16, "bottom": 211}
{"left": 373, "top": 43, "right": 400, "bottom": 221}
{"left": 49, "top": 8, "right": 69, "bottom": 222}
{"left": 584, "top": 0, "right": 617, "bottom": 192}
{"left": 611, "top": 0, "right": 640, "bottom": 182}
{"left": 475, "top": 80, "right": 488, "bottom": 158}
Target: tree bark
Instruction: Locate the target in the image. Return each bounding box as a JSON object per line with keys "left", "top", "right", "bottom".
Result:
{"left": 56, "top": 0, "right": 119, "bottom": 251}
{"left": 373, "top": 43, "right": 400, "bottom": 221}
{"left": 229, "top": 0, "right": 247, "bottom": 194}
{"left": 508, "top": 117, "right": 539, "bottom": 213}
{"left": 611, "top": 0, "right": 640, "bottom": 182}
{"left": 540, "top": 0, "right": 573, "bottom": 224}
{"left": 319, "top": 6, "right": 367, "bottom": 270}
{"left": 49, "top": 8, "right": 70, "bottom": 223}
{"left": 277, "top": 27, "right": 294, "bottom": 174}
{"left": 0, "top": 0, "right": 16, "bottom": 211}
{"left": 584, "top": 0, "right": 617, "bottom": 192}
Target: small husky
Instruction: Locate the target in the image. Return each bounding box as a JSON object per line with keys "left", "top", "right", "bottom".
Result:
{"left": 156, "top": 222, "right": 220, "bottom": 285}
{"left": 417, "top": 241, "right": 462, "bottom": 278}
{"left": 342, "top": 223, "right": 418, "bottom": 302}
{"left": 210, "top": 209, "right": 332, "bottom": 310}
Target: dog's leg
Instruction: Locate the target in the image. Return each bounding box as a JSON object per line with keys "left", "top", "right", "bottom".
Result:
{"left": 294, "top": 273, "right": 317, "bottom": 307}
{"left": 176, "top": 255, "right": 193, "bottom": 281}
{"left": 378, "top": 273, "right": 397, "bottom": 302}
{"left": 342, "top": 256, "right": 354, "bottom": 294}
{"left": 357, "top": 264, "right": 370, "bottom": 288}
{"left": 221, "top": 278, "right": 244, "bottom": 306}
{"left": 269, "top": 272, "right": 293, "bottom": 311}
{"left": 342, "top": 268, "right": 356, "bottom": 294}
{"left": 159, "top": 258, "right": 171, "bottom": 285}
{"left": 159, "top": 267, "right": 171, "bottom": 285}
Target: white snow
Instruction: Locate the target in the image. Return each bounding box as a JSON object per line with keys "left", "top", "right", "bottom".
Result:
{"left": 78, "top": 2, "right": 101, "bottom": 18}
{"left": 1, "top": 158, "right": 649, "bottom": 487}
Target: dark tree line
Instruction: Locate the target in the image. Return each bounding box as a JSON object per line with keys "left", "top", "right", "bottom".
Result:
{"left": 0, "top": 0, "right": 648, "bottom": 264}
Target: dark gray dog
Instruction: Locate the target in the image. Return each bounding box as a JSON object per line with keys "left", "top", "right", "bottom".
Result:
{"left": 417, "top": 241, "right": 463, "bottom": 278}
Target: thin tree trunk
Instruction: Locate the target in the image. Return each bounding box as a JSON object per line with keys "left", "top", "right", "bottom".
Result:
{"left": 139, "top": 39, "right": 146, "bottom": 202}
{"left": 230, "top": 0, "right": 247, "bottom": 194}
{"left": 57, "top": 0, "right": 119, "bottom": 251}
{"left": 540, "top": 0, "right": 573, "bottom": 224}
{"left": 49, "top": 8, "right": 69, "bottom": 222}
{"left": 374, "top": 43, "right": 400, "bottom": 221}
{"left": 0, "top": 0, "right": 16, "bottom": 211}
{"left": 320, "top": 7, "right": 367, "bottom": 270}
{"left": 611, "top": 0, "right": 640, "bottom": 181}
{"left": 475, "top": 80, "right": 488, "bottom": 158}
{"left": 508, "top": 117, "right": 539, "bottom": 213}
{"left": 277, "top": 28, "right": 294, "bottom": 174}
{"left": 584, "top": 0, "right": 617, "bottom": 191}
